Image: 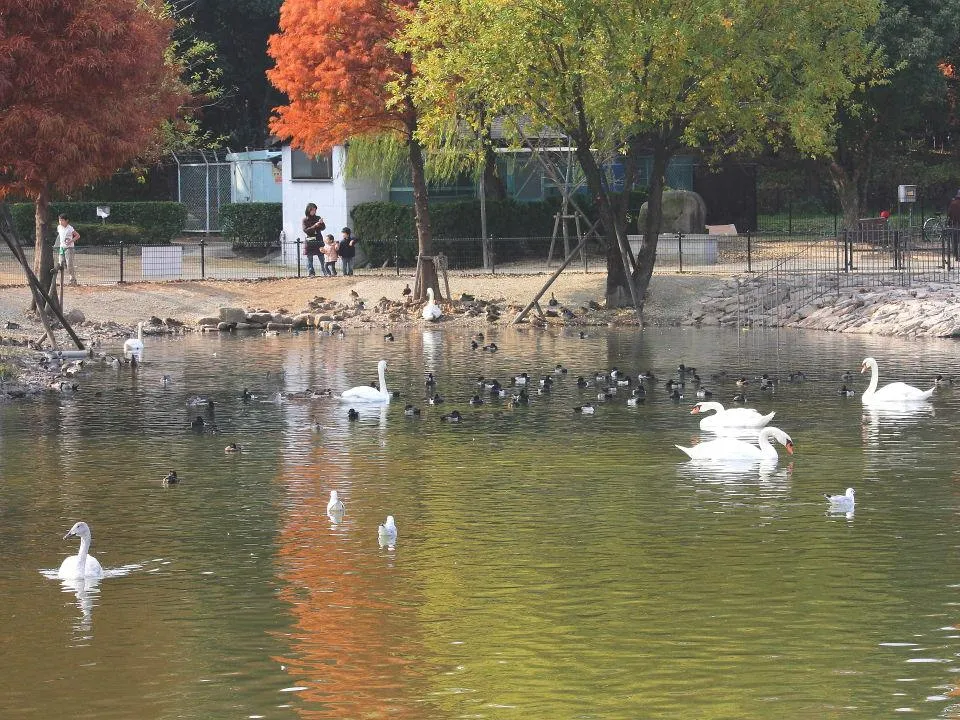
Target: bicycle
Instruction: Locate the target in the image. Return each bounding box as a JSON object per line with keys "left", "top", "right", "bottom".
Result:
{"left": 922, "top": 213, "right": 945, "bottom": 244}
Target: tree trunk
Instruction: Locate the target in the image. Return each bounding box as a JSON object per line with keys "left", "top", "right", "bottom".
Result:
{"left": 633, "top": 140, "right": 671, "bottom": 304}
{"left": 32, "top": 186, "right": 55, "bottom": 313}
{"left": 408, "top": 134, "right": 440, "bottom": 301}
{"left": 482, "top": 144, "right": 506, "bottom": 200}
{"left": 828, "top": 160, "right": 862, "bottom": 231}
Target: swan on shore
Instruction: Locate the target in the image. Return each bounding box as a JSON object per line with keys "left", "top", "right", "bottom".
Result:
{"left": 123, "top": 322, "right": 144, "bottom": 361}
{"left": 58, "top": 522, "right": 104, "bottom": 580}
{"left": 341, "top": 360, "right": 391, "bottom": 403}
{"left": 422, "top": 288, "right": 442, "bottom": 321}
{"left": 860, "top": 357, "right": 935, "bottom": 404}
{"left": 676, "top": 426, "right": 794, "bottom": 462}
{"left": 378, "top": 516, "right": 398, "bottom": 548}
{"left": 690, "top": 401, "right": 774, "bottom": 430}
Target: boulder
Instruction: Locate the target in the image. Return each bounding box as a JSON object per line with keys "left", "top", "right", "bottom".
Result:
{"left": 218, "top": 307, "right": 247, "bottom": 324}
{"left": 637, "top": 190, "right": 707, "bottom": 234}
{"left": 65, "top": 309, "right": 85, "bottom": 325}
{"left": 247, "top": 312, "right": 274, "bottom": 325}
{"left": 217, "top": 321, "right": 237, "bottom": 331}
{"left": 292, "top": 313, "right": 312, "bottom": 329}
{"left": 196, "top": 316, "right": 220, "bottom": 327}
{"left": 266, "top": 321, "right": 293, "bottom": 331}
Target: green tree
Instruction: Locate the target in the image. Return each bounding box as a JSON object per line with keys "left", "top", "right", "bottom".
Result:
{"left": 827, "top": 0, "right": 960, "bottom": 227}
{"left": 403, "top": 0, "right": 878, "bottom": 308}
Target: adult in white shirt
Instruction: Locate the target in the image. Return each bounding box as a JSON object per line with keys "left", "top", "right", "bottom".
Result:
{"left": 56, "top": 213, "right": 80, "bottom": 285}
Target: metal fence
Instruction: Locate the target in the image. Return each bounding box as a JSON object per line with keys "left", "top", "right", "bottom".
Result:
{"left": 2, "top": 231, "right": 959, "bottom": 288}
{"left": 172, "top": 150, "right": 231, "bottom": 233}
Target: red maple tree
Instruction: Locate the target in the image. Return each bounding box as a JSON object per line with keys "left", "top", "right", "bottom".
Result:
{"left": 268, "top": 0, "right": 441, "bottom": 299}
{"left": 0, "top": 0, "right": 184, "bottom": 297}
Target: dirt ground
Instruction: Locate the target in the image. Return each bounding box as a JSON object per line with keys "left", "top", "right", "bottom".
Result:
{"left": 0, "top": 271, "right": 722, "bottom": 342}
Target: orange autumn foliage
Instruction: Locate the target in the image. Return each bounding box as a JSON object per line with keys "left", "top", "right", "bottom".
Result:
{"left": 267, "top": 0, "right": 418, "bottom": 153}
{"left": 0, "top": 0, "right": 184, "bottom": 201}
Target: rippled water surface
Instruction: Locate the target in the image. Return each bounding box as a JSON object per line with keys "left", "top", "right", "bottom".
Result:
{"left": 3, "top": 326, "right": 960, "bottom": 718}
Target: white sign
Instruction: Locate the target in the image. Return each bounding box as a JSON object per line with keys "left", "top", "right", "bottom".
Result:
{"left": 141, "top": 246, "right": 182, "bottom": 280}
{"left": 96, "top": 205, "right": 111, "bottom": 218}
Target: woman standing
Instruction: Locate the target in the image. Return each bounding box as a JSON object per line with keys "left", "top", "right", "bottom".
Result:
{"left": 301, "top": 203, "right": 325, "bottom": 276}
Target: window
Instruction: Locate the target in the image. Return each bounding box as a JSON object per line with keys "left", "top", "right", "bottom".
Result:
{"left": 290, "top": 149, "right": 333, "bottom": 180}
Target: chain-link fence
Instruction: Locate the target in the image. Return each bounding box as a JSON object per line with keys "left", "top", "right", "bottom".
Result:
{"left": 172, "top": 150, "right": 231, "bottom": 233}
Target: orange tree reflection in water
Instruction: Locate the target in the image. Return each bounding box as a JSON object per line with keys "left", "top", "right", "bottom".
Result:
{"left": 271, "top": 466, "right": 437, "bottom": 718}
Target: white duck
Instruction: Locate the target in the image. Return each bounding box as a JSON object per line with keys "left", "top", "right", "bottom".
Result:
{"left": 860, "top": 357, "right": 935, "bottom": 404}
{"left": 341, "top": 360, "right": 391, "bottom": 403}
{"left": 327, "top": 490, "right": 345, "bottom": 520}
{"left": 378, "top": 515, "right": 398, "bottom": 548}
{"left": 676, "top": 426, "right": 794, "bottom": 461}
{"left": 690, "top": 401, "right": 775, "bottom": 430}
{"left": 123, "top": 322, "right": 144, "bottom": 360}
{"left": 825, "top": 487, "right": 855, "bottom": 512}
{"left": 422, "top": 287, "right": 442, "bottom": 321}
{"left": 58, "top": 521, "right": 104, "bottom": 580}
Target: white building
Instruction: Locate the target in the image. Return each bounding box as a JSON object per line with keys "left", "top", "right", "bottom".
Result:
{"left": 279, "top": 145, "right": 386, "bottom": 266}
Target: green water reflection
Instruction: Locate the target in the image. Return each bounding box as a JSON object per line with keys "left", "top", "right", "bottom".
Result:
{"left": 2, "top": 327, "right": 960, "bottom": 718}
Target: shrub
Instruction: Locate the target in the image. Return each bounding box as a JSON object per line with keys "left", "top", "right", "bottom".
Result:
{"left": 72, "top": 223, "right": 141, "bottom": 246}
{"left": 10, "top": 201, "right": 185, "bottom": 244}
{"left": 220, "top": 202, "right": 283, "bottom": 248}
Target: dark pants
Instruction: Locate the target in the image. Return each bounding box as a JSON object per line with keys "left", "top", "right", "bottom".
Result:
{"left": 325, "top": 262, "right": 337, "bottom": 276}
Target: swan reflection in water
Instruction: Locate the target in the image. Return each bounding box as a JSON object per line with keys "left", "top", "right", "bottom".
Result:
{"left": 677, "top": 458, "right": 794, "bottom": 500}
{"left": 861, "top": 402, "right": 935, "bottom": 447}
{"left": 59, "top": 575, "right": 101, "bottom": 635}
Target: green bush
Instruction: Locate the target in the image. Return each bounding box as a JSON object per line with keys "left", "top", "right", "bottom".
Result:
{"left": 72, "top": 223, "right": 141, "bottom": 246}
{"left": 220, "top": 202, "right": 283, "bottom": 248}
{"left": 352, "top": 197, "right": 564, "bottom": 265}
{"left": 9, "top": 202, "right": 185, "bottom": 245}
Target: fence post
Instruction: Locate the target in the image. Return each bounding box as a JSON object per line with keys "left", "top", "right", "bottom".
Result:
{"left": 490, "top": 235, "right": 496, "bottom": 274}
{"left": 293, "top": 238, "right": 301, "bottom": 278}
{"left": 200, "top": 237, "right": 206, "bottom": 279}
{"left": 788, "top": 198, "right": 793, "bottom": 234}
{"left": 677, "top": 232, "right": 683, "bottom": 273}
{"left": 118, "top": 241, "right": 125, "bottom": 284}
{"left": 746, "top": 231, "right": 752, "bottom": 273}
{"left": 394, "top": 235, "right": 400, "bottom": 276}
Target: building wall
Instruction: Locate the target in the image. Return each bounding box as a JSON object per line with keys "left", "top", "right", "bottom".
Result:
{"left": 280, "top": 145, "right": 387, "bottom": 265}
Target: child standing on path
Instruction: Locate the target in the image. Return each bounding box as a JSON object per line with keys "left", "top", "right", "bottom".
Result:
{"left": 322, "top": 234, "right": 339, "bottom": 276}
{"left": 56, "top": 213, "right": 80, "bottom": 285}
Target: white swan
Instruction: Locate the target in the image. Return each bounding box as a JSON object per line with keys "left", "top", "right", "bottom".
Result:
{"left": 422, "top": 287, "right": 442, "bottom": 321}
{"left": 676, "top": 426, "right": 794, "bottom": 461}
{"left": 690, "top": 401, "right": 775, "bottom": 430}
{"left": 341, "top": 360, "right": 391, "bottom": 403}
{"left": 825, "top": 487, "right": 855, "bottom": 512}
{"left": 123, "top": 322, "right": 144, "bottom": 360}
{"left": 378, "top": 515, "right": 398, "bottom": 548}
{"left": 860, "top": 357, "right": 935, "bottom": 404}
{"left": 58, "top": 521, "right": 104, "bottom": 580}
{"left": 327, "top": 490, "right": 345, "bottom": 520}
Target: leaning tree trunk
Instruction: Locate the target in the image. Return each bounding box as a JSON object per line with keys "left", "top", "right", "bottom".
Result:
{"left": 31, "top": 185, "right": 55, "bottom": 313}
{"left": 633, "top": 141, "right": 671, "bottom": 303}
{"left": 408, "top": 135, "right": 440, "bottom": 301}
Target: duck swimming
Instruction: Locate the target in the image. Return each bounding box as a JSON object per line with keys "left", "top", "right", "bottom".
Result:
{"left": 162, "top": 471, "right": 179, "bottom": 486}
{"left": 224, "top": 443, "right": 242, "bottom": 453}
{"left": 574, "top": 403, "right": 595, "bottom": 414}
{"left": 347, "top": 408, "right": 360, "bottom": 421}
{"left": 838, "top": 385, "right": 855, "bottom": 397}
{"left": 441, "top": 410, "right": 463, "bottom": 423}
{"left": 404, "top": 404, "right": 421, "bottom": 416}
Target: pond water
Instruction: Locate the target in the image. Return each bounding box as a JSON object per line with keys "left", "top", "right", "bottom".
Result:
{"left": 2, "top": 325, "right": 960, "bottom": 719}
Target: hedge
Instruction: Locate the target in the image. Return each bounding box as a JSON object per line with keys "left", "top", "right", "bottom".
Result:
{"left": 219, "top": 202, "right": 283, "bottom": 248}
{"left": 10, "top": 202, "right": 185, "bottom": 245}
{"left": 72, "top": 223, "right": 141, "bottom": 246}
{"left": 351, "top": 198, "right": 565, "bottom": 265}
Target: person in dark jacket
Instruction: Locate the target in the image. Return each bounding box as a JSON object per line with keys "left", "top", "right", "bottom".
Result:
{"left": 302, "top": 203, "right": 325, "bottom": 276}
{"left": 948, "top": 191, "right": 960, "bottom": 260}
{"left": 338, "top": 227, "right": 357, "bottom": 276}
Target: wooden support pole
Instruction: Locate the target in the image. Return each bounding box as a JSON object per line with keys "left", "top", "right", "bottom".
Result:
{"left": 513, "top": 237, "right": 587, "bottom": 324}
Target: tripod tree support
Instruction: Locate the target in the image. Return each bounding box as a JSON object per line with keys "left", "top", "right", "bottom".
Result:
{"left": 0, "top": 203, "right": 85, "bottom": 350}
{"left": 513, "top": 237, "right": 587, "bottom": 324}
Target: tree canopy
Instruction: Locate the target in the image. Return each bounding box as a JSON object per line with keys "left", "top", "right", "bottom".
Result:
{"left": 268, "top": 0, "right": 442, "bottom": 299}
{"left": 402, "top": 0, "right": 879, "bottom": 307}
{"left": 0, "top": 0, "right": 184, "bottom": 297}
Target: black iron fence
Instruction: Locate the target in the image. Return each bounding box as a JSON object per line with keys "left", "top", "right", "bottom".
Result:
{"left": 1, "top": 231, "right": 958, "bottom": 287}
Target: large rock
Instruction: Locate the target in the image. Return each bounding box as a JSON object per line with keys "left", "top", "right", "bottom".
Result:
{"left": 637, "top": 190, "right": 707, "bottom": 234}
{"left": 65, "top": 309, "right": 85, "bottom": 325}
{"left": 218, "top": 307, "right": 247, "bottom": 324}
{"left": 196, "top": 316, "right": 220, "bottom": 327}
